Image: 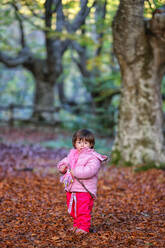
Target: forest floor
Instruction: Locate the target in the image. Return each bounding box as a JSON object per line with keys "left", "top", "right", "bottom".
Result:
{"left": 0, "top": 126, "right": 165, "bottom": 248}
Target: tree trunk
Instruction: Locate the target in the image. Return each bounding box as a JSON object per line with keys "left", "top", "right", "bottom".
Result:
{"left": 57, "top": 81, "right": 67, "bottom": 105}
{"left": 112, "top": 1, "right": 165, "bottom": 166}
{"left": 32, "top": 79, "right": 55, "bottom": 122}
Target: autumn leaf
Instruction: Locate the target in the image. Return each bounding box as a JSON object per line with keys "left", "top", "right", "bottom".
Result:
{"left": 0, "top": 127, "right": 165, "bottom": 247}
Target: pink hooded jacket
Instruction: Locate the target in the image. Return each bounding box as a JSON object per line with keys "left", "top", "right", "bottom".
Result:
{"left": 57, "top": 148, "right": 107, "bottom": 197}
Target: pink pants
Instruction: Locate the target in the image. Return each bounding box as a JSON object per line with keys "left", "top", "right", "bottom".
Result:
{"left": 66, "top": 192, "right": 94, "bottom": 232}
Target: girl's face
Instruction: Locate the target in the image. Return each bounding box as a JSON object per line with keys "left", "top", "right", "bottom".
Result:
{"left": 75, "top": 138, "right": 91, "bottom": 151}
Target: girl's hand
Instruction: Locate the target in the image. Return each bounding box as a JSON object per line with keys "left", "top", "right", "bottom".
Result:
{"left": 59, "top": 164, "right": 68, "bottom": 174}
{"left": 70, "top": 169, "right": 74, "bottom": 177}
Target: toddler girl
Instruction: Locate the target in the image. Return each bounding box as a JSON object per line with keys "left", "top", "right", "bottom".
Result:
{"left": 57, "top": 129, "right": 108, "bottom": 234}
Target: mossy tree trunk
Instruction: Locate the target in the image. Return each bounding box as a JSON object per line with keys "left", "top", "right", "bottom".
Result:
{"left": 112, "top": 1, "right": 165, "bottom": 166}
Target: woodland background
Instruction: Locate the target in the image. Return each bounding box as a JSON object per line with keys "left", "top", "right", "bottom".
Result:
{"left": 0, "top": 0, "right": 165, "bottom": 247}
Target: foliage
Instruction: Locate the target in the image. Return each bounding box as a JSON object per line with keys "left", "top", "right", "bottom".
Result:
{"left": 144, "top": 0, "right": 164, "bottom": 16}
{"left": 0, "top": 127, "right": 164, "bottom": 247}
{"left": 110, "top": 149, "right": 121, "bottom": 165}
{"left": 0, "top": 167, "right": 164, "bottom": 247}
{"left": 134, "top": 162, "right": 165, "bottom": 172}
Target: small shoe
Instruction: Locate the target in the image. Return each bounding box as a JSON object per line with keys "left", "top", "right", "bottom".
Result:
{"left": 69, "top": 226, "right": 77, "bottom": 233}
{"left": 75, "top": 228, "right": 88, "bottom": 234}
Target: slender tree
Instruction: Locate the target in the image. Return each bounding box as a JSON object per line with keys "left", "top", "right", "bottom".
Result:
{"left": 0, "top": 0, "right": 94, "bottom": 121}
{"left": 112, "top": 1, "right": 165, "bottom": 166}
{"left": 71, "top": 0, "right": 120, "bottom": 129}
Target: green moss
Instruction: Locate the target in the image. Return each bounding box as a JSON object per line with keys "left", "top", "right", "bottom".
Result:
{"left": 111, "top": 146, "right": 165, "bottom": 170}
{"left": 134, "top": 162, "right": 165, "bottom": 172}
{"left": 111, "top": 149, "right": 122, "bottom": 165}
{"left": 135, "top": 137, "right": 153, "bottom": 148}
{"left": 123, "top": 160, "right": 133, "bottom": 167}
{"left": 111, "top": 149, "right": 134, "bottom": 167}
{"left": 141, "top": 38, "right": 153, "bottom": 79}
{"left": 123, "top": 110, "right": 132, "bottom": 122}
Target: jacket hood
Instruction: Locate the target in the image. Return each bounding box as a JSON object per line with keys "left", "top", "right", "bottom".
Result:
{"left": 78, "top": 148, "right": 108, "bottom": 162}
{"left": 91, "top": 150, "right": 108, "bottom": 162}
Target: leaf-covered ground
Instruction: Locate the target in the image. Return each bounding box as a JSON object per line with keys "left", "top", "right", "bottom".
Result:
{"left": 0, "top": 127, "right": 165, "bottom": 247}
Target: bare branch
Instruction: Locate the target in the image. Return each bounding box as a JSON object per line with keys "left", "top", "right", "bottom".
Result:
{"left": 71, "top": 41, "right": 90, "bottom": 78}
{"left": 24, "top": 0, "right": 44, "bottom": 20}
{"left": 150, "top": 5, "right": 165, "bottom": 41}
{"left": 66, "top": 0, "right": 96, "bottom": 32}
{"left": 146, "top": 0, "right": 154, "bottom": 11}
{"left": 9, "top": 0, "right": 44, "bottom": 31}
{"left": 56, "top": 0, "right": 65, "bottom": 32}
{"left": 0, "top": 48, "right": 31, "bottom": 68}
{"left": 11, "top": 2, "right": 26, "bottom": 48}
{"left": 61, "top": 40, "right": 70, "bottom": 55}
{"left": 45, "top": 0, "right": 53, "bottom": 29}
{"left": 95, "top": 0, "right": 107, "bottom": 56}
{"left": 71, "top": 40, "right": 85, "bottom": 54}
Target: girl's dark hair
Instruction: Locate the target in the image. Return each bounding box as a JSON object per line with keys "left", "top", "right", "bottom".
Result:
{"left": 72, "top": 129, "right": 95, "bottom": 148}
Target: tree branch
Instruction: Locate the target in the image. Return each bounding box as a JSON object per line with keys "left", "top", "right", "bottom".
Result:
{"left": 56, "top": 0, "right": 65, "bottom": 32}
{"left": 24, "top": 0, "right": 44, "bottom": 20}
{"left": 95, "top": 0, "right": 107, "bottom": 56}
{"left": 65, "top": 0, "right": 95, "bottom": 32}
{"left": 11, "top": 2, "right": 26, "bottom": 48}
{"left": 44, "top": 0, "right": 64, "bottom": 77}
{"left": 61, "top": 40, "right": 70, "bottom": 55}
{"left": 150, "top": 5, "right": 165, "bottom": 41}
{"left": 71, "top": 41, "right": 90, "bottom": 77}
{"left": 0, "top": 48, "right": 31, "bottom": 68}
{"left": 45, "top": 0, "right": 53, "bottom": 29}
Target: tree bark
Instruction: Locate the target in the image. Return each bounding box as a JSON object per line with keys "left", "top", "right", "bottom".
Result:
{"left": 33, "top": 80, "right": 54, "bottom": 121}
{"left": 112, "top": 1, "right": 165, "bottom": 166}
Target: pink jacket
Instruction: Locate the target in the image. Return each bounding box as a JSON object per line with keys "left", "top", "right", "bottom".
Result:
{"left": 57, "top": 148, "right": 107, "bottom": 197}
